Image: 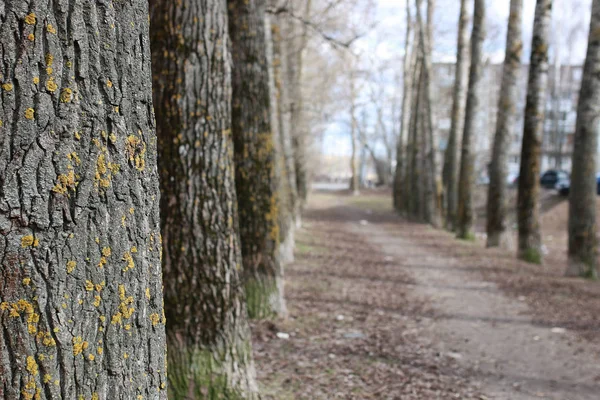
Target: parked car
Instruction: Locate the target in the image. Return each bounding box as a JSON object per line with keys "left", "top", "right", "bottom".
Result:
{"left": 554, "top": 173, "right": 600, "bottom": 196}
{"left": 540, "top": 170, "right": 569, "bottom": 189}
{"left": 555, "top": 175, "right": 570, "bottom": 196}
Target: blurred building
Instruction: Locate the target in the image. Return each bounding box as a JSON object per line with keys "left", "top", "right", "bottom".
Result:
{"left": 432, "top": 62, "right": 582, "bottom": 178}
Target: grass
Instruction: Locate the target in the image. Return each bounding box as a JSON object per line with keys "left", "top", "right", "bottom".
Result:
{"left": 520, "top": 248, "right": 542, "bottom": 264}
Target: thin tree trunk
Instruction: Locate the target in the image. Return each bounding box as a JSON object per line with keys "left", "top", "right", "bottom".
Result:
{"left": 393, "top": 4, "right": 413, "bottom": 211}
{"left": 403, "top": 41, "right": 422, "bottom": 215}
{"left": 415, "top": 0, "right": 440, "bottom": 227}
{"left": 229, "top": 0, "right": 286, "bottom": 318}
{"left": 517, "top": 0, "right": 552, "bottom": 263}
{"left": 457, "top": 0, "right": 486, "bottom": 240}
{"left": 289, "top": 0, "right": 312, "bottom": 215}
{"left": 149, "top": 0, "right": 259, "bottom": 396}
{"left": 566, "top": 0, "right": 600, "bottom": 278}
{"left": 486, "top": 0, "right": 523, "bottom": 248}
{"left": 442, "top": 0, "right": 469, "bottom": 231}
{"left": 349, "top": 75, "right": 360, "bottom": 195}
{"left": 271, "top": 13, "right": 298, "bottom": 264}
{"left": 0, "top": 2, "right": 167, "bottom": 399}
{"left": 410, "top": 62, "right": 425, "bottom": 219}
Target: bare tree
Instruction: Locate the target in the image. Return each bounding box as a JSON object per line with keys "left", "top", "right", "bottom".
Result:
{"left": 393, "top": 4, "right": 414, "bottom": 210}
{"left": 566, "top": 0, "right": 600, "bottom": 278}
{"left": 457, "top": 0, "right": 486, "bottom": 239}
{"left": 415, "top": 0, "right": 441, "bottom": 226}
{"left": 349, "top": 70, "right": 361, "bottom": 194}
{"left": 486, "top": 0, "right": 523, "bottom": 248}
{"left": 517, "top": 0, "right": 553, "bottom": 263}
{"left": 442, "top": 0, "right": 470, "bottom": 231}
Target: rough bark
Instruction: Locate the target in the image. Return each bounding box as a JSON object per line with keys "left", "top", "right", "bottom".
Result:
{"left": 269, "top": 12, "right": 296, "bottom": 264}
{"left": 457, "top": 0, "right": 486, "bottom": 240}
{"left": 486, "top": 0, "right": 523, "bottom": 248}
{"left": 229, "top": 0, "right": 286, "bottom": 318}
{"left": 288, "top": 0, "right": 312, "bottom": 215}
{"left": 393, "top": 3, "right": 414, "bottom": 212}
{"left": 409, "top": 60, "right": 425, "bottom": 219}
{"left": 0, "top": 1, "right": 167, "bottom": 399}
{"left": 517, "top": 0, "right": 552, "bottom": 263}
{"left": 149, "top": 0, "right": 259, "bottom": 397}
{"left": 566, "top": 0, "right": 600, "bottom": 278}
{"left": 442, "top": 0, "right": 469, "bottom": 231}
{"left": 415, "top": 0, "right": 440, "bottom": 227}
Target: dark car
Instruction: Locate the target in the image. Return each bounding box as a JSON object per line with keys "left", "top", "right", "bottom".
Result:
{"left": 540, "top": 170, "right": 569, "bottom": 189}
{"left": 555, "top": 173, "right": 600, "bottom": 196}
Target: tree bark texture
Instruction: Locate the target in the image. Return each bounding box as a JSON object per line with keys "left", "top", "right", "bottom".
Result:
{"left": 393, "top": 3, "right": 414, "bottom": 212}
{"left": 517, "top": 0, "right": 552, "bottom": 263}
{"left": 288, "top": 0, "right": 312, "bottom": 215}
{"left": 486, "top": 0, "right": 523, "bottom": 248}
{"left": 415, "top": 0, "right": 440, "bottom": 227}
{"left": 409, "top": 61, "right": 425, "bottom": 219}
{"left": 566, "top": 0, "right": 600, "bottom": 278}
{"left": 442, "top": 0, "right": 469, "bottom": 231}
{"left": 149, "top": 0, "right": 259, "bottom": 397}
{"left": 269, "top": 12, "right": 296, "bottom": 264}
{"left": 228, "top": 0, "right": 286, "bottom": 318}
{"left": 0, "top": 1, "right": 167, "bottom": 399}
{"left": 457, "top": 0, "right": 486, "bottom": 240}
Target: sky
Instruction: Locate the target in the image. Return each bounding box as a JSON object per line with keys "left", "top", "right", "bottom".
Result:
{"left": 320, "top": 0, "right": 592, "bottom": 157}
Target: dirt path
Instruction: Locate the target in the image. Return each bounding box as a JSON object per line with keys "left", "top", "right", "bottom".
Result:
{"left": 252, "top": 191, "right": 600, "bottom": 399}
{"left": 351, "top": 199, "right": 600, "bottom": 399}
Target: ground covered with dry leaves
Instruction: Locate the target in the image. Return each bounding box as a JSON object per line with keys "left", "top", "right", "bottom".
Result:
{"left": 251, "top": 192, "right": 482, "bottom": 399}
{"left": 251, "top": 189, "right": 600, "bottom": 399}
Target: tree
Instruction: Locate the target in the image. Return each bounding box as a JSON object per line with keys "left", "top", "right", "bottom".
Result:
{"left": 486, "top": 0, "right": 523, "bottom": 248}
{"left": 349, "top": 70, "right": 361, "bottom": 195}
{"left": 415, "top": 0, "right": 441, "bottom": 227}
{"left": 288, "top": 0, "right": 313, "bottom": 215}
{"left": 270, "top": 11, "right": 299, "bottom": 263}
{"left": 0, "top": 2, "right": 167, "bottom": 399}
{"left": 517, "top": 0, "right": 552, "bottom": 263}
{"left": 149, "top": 0, "right": 259, "bottom": 396}
{"left": 566, "top": 0, "right": 600, "bottom": 278}
{"left": 393, "top": 3, "right": 414, "bottom": 211}
{"left": 442, "top": 0, "right": 469, "bottom": 231}
{"left": 229, "top": 0, "right": 286, "bottom": 318}
{"left": 457, "top": 0, "right": 486, "bottom": 239}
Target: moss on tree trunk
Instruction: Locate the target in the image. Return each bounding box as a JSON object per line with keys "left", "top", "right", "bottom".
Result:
{"left": 229, "top": 0, "right": 286, "bottom": 318}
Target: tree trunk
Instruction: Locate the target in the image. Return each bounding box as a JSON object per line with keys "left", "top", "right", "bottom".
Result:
{"left": 288, "top": 0, "right": 312, "bottom": 216}
{"left": 410, "top": 61, "right": 425, "bottom": 219}
{"left": 457, "top": 0, "right": 486, "bottom": 240}
{"left": 269, "top": 12, "right": 296, "bottom": 265}
{"left": 349, "top": 75, "right": 360, "bottom": 195}
{"left": 403, "top": 43, "right": 422, "bottom": 215}
{"left": 274, "top": 14, "right": 300, "bottom": 259}
{"left": 566, "top": 0, "right": 600, "bottom": 278}
{"left": 229, "top": 0, "right": 286, "bottom": 318}
{"left": 415, "top": 0, "right": 441, "bottom": 227}
{"left": 486, "top": 0, "right": 523, "bottom": 248}
{"left": 0, "top": 1, "right": 167, "bottom": 399}
{"left": 517, "top": 0, "right": 552, "bottom": 263}
{"left": 149, "top": 0, "right": 259, "bottom": 396}
{"left": 442, "top": 0, "right": 469, "bottom": 231}
{"left": 393, "top": 3, "right": 413, "bottom": 211}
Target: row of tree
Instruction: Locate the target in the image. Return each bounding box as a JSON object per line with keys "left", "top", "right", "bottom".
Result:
{"left": 0, "top": 0, "right": 322, "bottom": 398}
{"left": 393, "top": 0, "right": 600, "bottom": 278}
